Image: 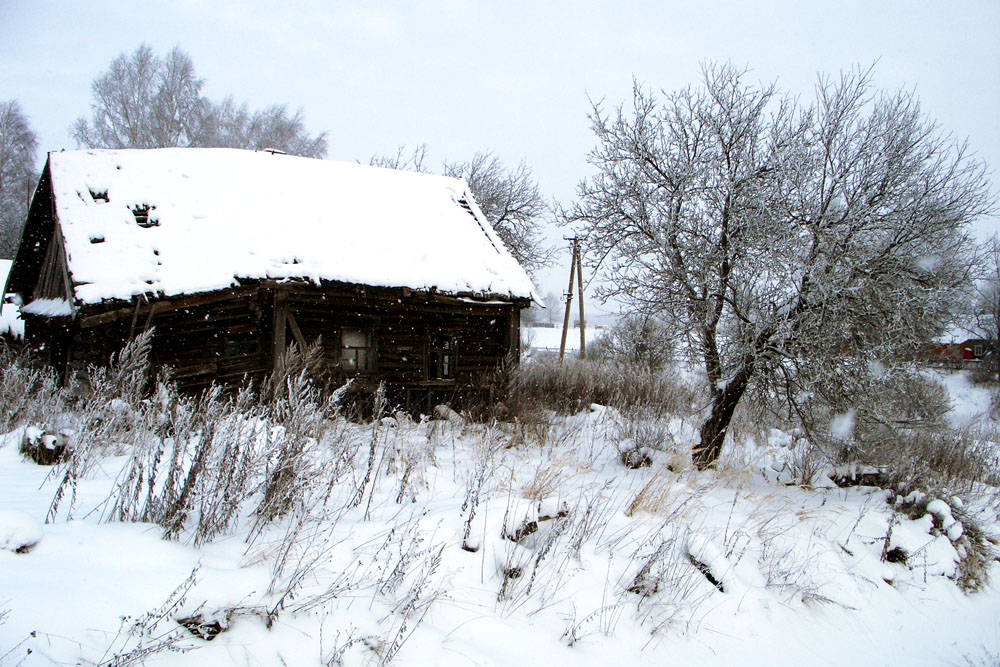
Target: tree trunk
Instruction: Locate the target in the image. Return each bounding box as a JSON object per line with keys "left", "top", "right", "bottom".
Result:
{"left": 694, "top": 362, "right": 753, "bottom": 469}
{"left": 994, "top": 323, "right": 1000, "bottom": 387}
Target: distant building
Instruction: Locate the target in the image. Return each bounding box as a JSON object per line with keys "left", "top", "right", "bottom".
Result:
{"left": 922, "top": 337, "right": 995, "bottom": 370}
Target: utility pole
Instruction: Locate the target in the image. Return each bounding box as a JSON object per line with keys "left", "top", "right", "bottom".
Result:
{"left": 559, "top": 237, "right": 586, "bottom": 361}
{"left": 576, "top": 238, "right": 586, "bottom": 359}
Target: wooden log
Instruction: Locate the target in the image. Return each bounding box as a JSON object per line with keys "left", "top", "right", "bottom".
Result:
{"left": 285, "top": 310, "right": 308, "bottom": 350}
{"left": 78, "top": 286, "right": 259, "bottom": 328}
{"left": 168, "top": 361, "right": 218, "bottom": 378}
{"left": 271, "top": 290, "right": 288, "bottom": 371}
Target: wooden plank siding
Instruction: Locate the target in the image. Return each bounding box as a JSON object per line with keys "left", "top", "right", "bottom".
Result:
{"left": 35, "top": 228, "right": 72, "bottom": 302}
{"left": 53, "top": 281, "right": 526, "bottom": 404}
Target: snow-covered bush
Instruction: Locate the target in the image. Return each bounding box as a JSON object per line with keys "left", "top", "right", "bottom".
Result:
{"left": 888, "top": 488, "right": 998, "bottom": 592}
{"left": 614, "top": 411, "right": 676, "bottom": 469}
{"left": 587, "top": 314, "right": 674, "bottom": 373}
{"left": 0, "top": 345, "right": 68, "bottom": 436}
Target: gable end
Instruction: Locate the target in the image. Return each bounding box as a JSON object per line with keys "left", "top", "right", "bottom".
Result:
{"left": 4, "top": 158, "right": 64, "bottom": 304}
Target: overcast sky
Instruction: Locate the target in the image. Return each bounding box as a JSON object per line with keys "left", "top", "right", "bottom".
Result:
{"left": 2, "top": 1, "right": 998, "bottom": 319}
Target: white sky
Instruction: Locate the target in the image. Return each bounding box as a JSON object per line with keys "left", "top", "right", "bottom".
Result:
{"left": 2, "top": 0, "right": 998, "bottom": 319}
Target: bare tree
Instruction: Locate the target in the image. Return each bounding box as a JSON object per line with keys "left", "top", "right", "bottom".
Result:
{"left": 370, "top": 146, "right": 553, "bottom": 275}
{"left": 588, "top": 313, "right": 674, "bottom": 372}
{"left": 152, "top": 47, "right": 209, "bottom": 148}
{"left": 0, "top": 100, "right": 38, "bottom": 258}
{"left": 369, "top": 143, "right": 430, "bottom": 173}
{"left": 444, "top": 153, "right": 553, "bottom": 274}
{"left": 571, "top": 64, "right": 993, "bottom": 468}
{"left": 201, "top": 98, "right": 327, "bottom": 158}
{"left": 72, "top": 44, "right": 326, "bottom": 158}
{"left": 72, "top": 45, "right": 207, "bottom": 149}
{"left": 542, "top": 291, "right": 562, "bottom": 325}
{"left": 971, "top": 237, "right": 1000, "bottom": 383}
{"left": 522, "top": 290, "right": 563, "bottom": 325}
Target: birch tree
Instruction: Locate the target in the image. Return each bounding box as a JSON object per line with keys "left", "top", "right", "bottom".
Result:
{"left": 72, "top": 45, "right": 207, "bottom": 149}
{"left": 200, "top": 97, "right": 328, "bottom": 158}
{"left": 72, "top": 44, "right": 327, "bottom": 158}
{"left": 0, "top": 100, "right": 38, "bottom": 258}
{"left": 571, "top": 64, "right": 994, "bottom": 468}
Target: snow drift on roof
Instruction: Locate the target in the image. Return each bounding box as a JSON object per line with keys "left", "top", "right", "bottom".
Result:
{"left": 47, "top": 148, "right": 537, "bottom": 304}
{"left": 21, "top": 298, "right": 73, "bottom": 317}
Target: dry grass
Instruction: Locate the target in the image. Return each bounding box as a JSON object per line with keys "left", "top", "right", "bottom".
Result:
{"left": 0, "top": 346, "right": 69, "bottom": 436}
{"left": 509, "top": 356, "right": 701, "bottom": 418}
{"left": 844, "top": 427, "right": 1000, "bottom": 496}
{"left": 521, "top": 454, "right": 573, "bottom": 501}
{"left": 625, "top": 468, "right": 694, "bottom": 517}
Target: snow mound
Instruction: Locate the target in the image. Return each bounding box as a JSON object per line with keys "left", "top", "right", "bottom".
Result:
{"left": 0, "top": 301, "right": 22, "bottom": 338}
{"left": 0, "top": 509, "right": 43, "bottom": 552}
{"left": 687, "top": 533, "right": 746, "bottom": 598}
{"left": 1, "top": 258, "right": 24, "bottom": 339}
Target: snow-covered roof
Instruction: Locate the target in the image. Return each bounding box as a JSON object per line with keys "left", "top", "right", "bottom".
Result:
{"left": 46, "top": 148, "right": 536, "bottom": 305}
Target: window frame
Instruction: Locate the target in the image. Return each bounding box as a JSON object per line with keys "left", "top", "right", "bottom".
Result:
{"left": 427, "top": 331, "right": 457, "bottom": 381}
{"left": 339, "top": 327, "right": 375, "bottom": 375}
{"left": 220, "top": 325, "right": 260, "bottom": 362}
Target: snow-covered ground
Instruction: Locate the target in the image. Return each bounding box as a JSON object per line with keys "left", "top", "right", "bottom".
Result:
{"left": 524, "top": 325, "right": 606, "bottom": 354}
{"left": 933, "top": 369, "right": 995, "bottom": 429}
{"left": 1, "top": 374, "right": 999, "bottom": 665}
{"left": 0, "top": 259, "right": 24, "bottom": 340}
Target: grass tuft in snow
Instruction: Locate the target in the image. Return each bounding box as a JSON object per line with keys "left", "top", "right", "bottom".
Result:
{"left": 94, "top": 566, "right": 200, "bottom": 665}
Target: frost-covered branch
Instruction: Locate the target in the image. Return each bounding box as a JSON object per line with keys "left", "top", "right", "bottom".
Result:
{"left": 570, "top": 62, "right": 994, "bottom": 467}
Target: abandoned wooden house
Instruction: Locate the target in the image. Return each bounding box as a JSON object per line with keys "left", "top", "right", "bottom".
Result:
{"left": 3, "top": 148, "right": 537, "bottom": 409}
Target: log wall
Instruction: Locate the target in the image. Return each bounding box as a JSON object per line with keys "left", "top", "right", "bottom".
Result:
{"left": 48, "top": 281, "right": 525, "bottom": 403}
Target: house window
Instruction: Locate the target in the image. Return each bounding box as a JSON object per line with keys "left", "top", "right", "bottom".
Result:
{"left": 223, "top": 333, "right": 258, "bottom": 359}
{"left": 428, "top": 333, "right": 456, "bottom": 380}
{"left": 341, "top": 329, "right": 373, "bottom": 373}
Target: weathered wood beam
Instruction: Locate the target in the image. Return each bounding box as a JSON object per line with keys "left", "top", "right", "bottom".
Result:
{"left": 285, "top": 309, "right": 308, "bottom": 350}
{"left": 78, "top": 286, "right": 258, "bottom": 328}
{"left": 127, "top": 297, "right": 143, "bottom": 340}
{"left": 506, "top": 305, "right": 520, "bottom": 362}
{"left": 168, "top": 361, "right": 218, "bottom": 379}
{"left": 271, "top": 289, "right": 288, "bottom": 371}
{"left": 56, "top": 228, "right": 74, "bottom": 312}
{"left": 143, "top": 301, "right": 164, "bottom": 332}
{"left": 259, "top": 278, "right": 528, "bottom": 309}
